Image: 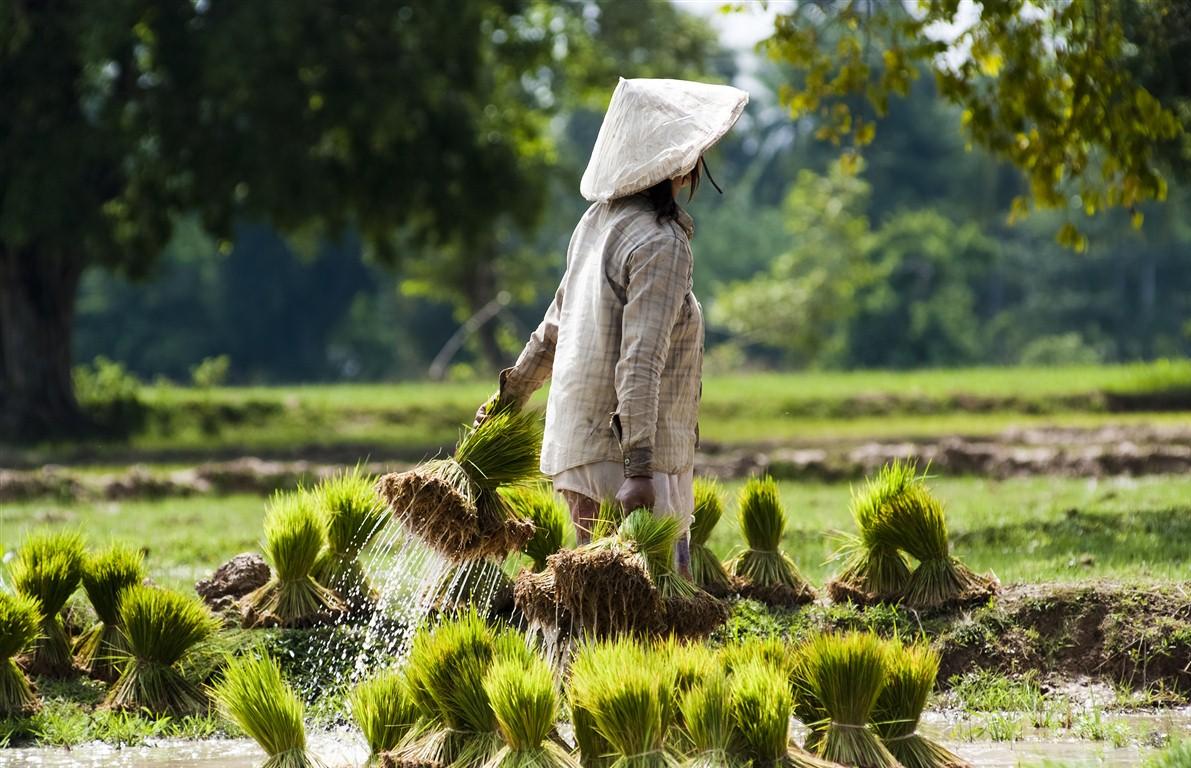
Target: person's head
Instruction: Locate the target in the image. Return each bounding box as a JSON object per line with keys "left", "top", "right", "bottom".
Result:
{"left": 644, "top": 157, "right": 703, "bottom": 224}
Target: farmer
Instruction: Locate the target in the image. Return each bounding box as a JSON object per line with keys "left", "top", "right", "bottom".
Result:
{"left": 475, "top": 78, "right": 748, "bottom": 575}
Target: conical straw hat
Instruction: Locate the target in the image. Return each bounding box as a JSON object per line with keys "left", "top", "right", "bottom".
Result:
{"left": 580, "top": 77, "right": 749, "bottom": 203}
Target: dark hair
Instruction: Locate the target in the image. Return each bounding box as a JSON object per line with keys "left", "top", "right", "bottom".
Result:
{"left": 643, "top": 159, "right": 702, "bottom": 224}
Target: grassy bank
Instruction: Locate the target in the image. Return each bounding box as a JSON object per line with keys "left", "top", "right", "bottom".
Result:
{"left": 4, "top": 475, "right": 1188, "bottom": 591}
{"left": 6, "top": 362, "right": 1191, "bottom": 466}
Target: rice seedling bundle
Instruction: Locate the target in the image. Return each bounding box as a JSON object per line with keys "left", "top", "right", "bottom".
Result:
{"left": 0, "top": 592, "right": 42, "bottom": 717}
{"left": 377, "top": 409, "right": 543, "bottom": 562}
{"left": 502, "top": 484, "right": 575, "bottom": 572}
{"left": 729, "top": 659, "right": 840, "bottom": 768}
{"left": 871, "top": 641, "right": 970, "bottom": 768}
{"left": 75, "top": 543, "right": 146, "bottom": 681}
{"left": 350, "top": 668, "right": 423, "bottom": 762}
{"left": 863, "top": 463, "right": 997, "bottom": 610}
{"left": 791, "top": 633, "right": 897, "bottom": 768}
{"left": 400, "top": 609, "right": 534, "bottom": 767}
{"left": 826, "top": 462, "right": 915, "bottom": 606}
{"left": 679, "top": 671, "right": 743, "bottom": 768}
{"left": 689, "top": 479, "right": 731, "bottom": 597}
{"left": 638, "top": 516, "right": 727, "bottom": 640}
{"left": 568, "top": 638, "right": 678, "bottom": 768}
{"left": 726, "top": 478, "right": 815, "bottom": 608}
{"left": 312, "top": 466, "right": 388, "bottom": 614}
{"left": 483, "top": 655, "right": 578, "bottom": 768}
{"left": 244, "top": 490, "right": 346, "bottom": 628}
{"left": 212, "top": 653, "right": 324, "bottom": 768}
{"left": 107, "top": 585, "right": 220, "bottom": 715}
{"left": 10, "top": 529, "right": 86, "bottom": 678}
{"left": 719, "top": 636, "right": 793, "bottom": 679}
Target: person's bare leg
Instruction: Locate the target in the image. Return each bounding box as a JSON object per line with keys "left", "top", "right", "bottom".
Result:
{"left": 561, "top": 490, "right": 600, "bottom": 546}
{"left": 675, "top": 534, "right": 692, "bottom": 579}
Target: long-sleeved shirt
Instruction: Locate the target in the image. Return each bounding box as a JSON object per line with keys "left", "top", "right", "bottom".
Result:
{"left": 500, "top": 193, "right": 703, "bottom": 478}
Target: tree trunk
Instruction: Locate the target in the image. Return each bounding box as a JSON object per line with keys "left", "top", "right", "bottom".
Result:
{"left": 466, "top": 259, "right": 506, "bottom": 372}
{"left": 0, "top": 245, "right": 87, "bottom": 440}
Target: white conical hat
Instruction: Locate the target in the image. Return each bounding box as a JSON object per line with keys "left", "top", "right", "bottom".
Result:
{"left": 580, "top": 78, "right": 749, "bottom": 203}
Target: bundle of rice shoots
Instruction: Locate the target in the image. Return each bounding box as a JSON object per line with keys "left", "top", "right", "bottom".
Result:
{"left": 502, "top": 484, "right": 575, "bottom": 572}
{"left": 568, "top": 638, "right": 677, "bottom": 768}
{"left": 107, "top": 585, "right": 220, "bottom": 715}
{"left": 727, "top": 478, "right": 815, "bottom": 608}
{"left": 872, "top": 641, "right": 970, "bottom": 768}
{"left": 628, "top": 514, "right": 727, "bottom": 640}
{"left": 689, "top": 478, "right": 731, "bottom": 597}
{"left": 483, "top": 655, "right": 578, "bottom": 768}
{"left": 662, "top": 638, "right": 718, "bottom": 698}
{"left": 549, "top": 511, "right": 663, "bottom": 637}
{"left": 10, "top": 529, "right": 86, "bottom": 678}
{"left": 719, "top": 636, "right": 793, "bottom": 679}
{"left": 350, "top": 668, "right": 422, "bottom": 761}
{"left": 729, "top": 659, "right": 841, "bottom": 768}
{"left": 75, "top": 543, "right": 146, "bottom": 681}
{"left": 243, "top": 490, "right": 346, "bottom": 628}
{"left": 679, "top": 671, "right": 744, "bottom": 768}
{"left": 0, "top": 592, "right": 42, "bottom": 717}
{"left": 826, "top": 462, "right": 915, "bottom": 605}
{"left": 791, "top": 633, "right": 897, "bottom": 768}
{"left": 377, "top": 409, "right": 543, "bottom": 562}
{"left": 400, "top": 609, "right": 533, "bottom": 767}
{"left": 513, "top": 567, "right": 571, "bottom": 632}
{"left": 312, "top": 466, "right": 388, "bottom": 614}
{"left": 213, "top": 652, "right": 324, "bottom": 768}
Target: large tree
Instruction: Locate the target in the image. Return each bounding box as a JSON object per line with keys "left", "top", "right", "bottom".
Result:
{"left": 0, "top": 0, "right": 555, "bottom": 438}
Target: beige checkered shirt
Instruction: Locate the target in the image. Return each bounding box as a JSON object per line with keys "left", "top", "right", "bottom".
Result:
{"left": 501, "top": 194, "right": 703, "bottom": 477}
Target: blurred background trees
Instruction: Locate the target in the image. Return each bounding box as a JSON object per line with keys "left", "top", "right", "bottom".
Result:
{"left": 4, "top": 0, "right": 1191, "bottom": 439}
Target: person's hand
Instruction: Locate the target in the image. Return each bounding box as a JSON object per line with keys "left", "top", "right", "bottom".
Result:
{"left": 616, "top": 475, "right": 655, "bottom": 514}
{"left": 472, "top": 391, "right": 500, "bottom": 428}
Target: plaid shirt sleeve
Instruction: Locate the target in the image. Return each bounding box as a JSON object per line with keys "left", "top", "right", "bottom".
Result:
{"left": 613, "top": 234, "right": 692, "bottom": 477}
{"left": 500, "top": 282, "right": 563, "bottom": 407}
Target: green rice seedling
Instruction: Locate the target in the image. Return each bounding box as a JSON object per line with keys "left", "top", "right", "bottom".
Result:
{"left": 729, "top": 659, "right": 840, "bottom": 768}
{"left": 400, "top": 608, "right": 534, "bottom": 767}
{"left": 75, "top": 543, "right": 146, "bottom": 681}
{"left": 872, "top": 641, "right": 970, "bottom": 768}
{"left": 10, "top": 529, "right": 86, "bottom": 678}
{"left": 244, "top": 490, "right": 346, "bottom": 628}
{"left": 502, "top": 484, "right": 575, "bottom": 572}
{"left": 679, "top": 671, "right": 744, "bottom": 768}
{"left": 312, "top": 466, "right": 388, "bottom": 614}
{"left": 350, "top": 668, "right": 422, "bottom": 761}
{"left": 212, "top": 653, "right": 323, "bottom": 768}
{"left": 864, "top": 463, "right": 997, "bottom": 610}
{"left": 0, "top": 592, "right": 42, "bottom": 717}
{"left": 377, "top": 409, "right": 543, "bottom": 562}
{"left": 483, "top": 654, "right": 578, "bottom": 768}
{"left": 689, "top": 478, "right": 732, "bottom": 597}
{"left": 719, "top": 636, "right": 793, "bottom": 678}
{"left": 662, "top": 639, "right": 718, "bottom": 698}
{"left": 792, "top": 633, "right": 897, "bottom": 768}
{"left": 569, "top": 638, "right": 678, "bottom": 768}
{"left": 727, "top": 477, "right": 815, "bottom": 608}
{"left": 827, "top": 462, "right": 915, "bottom": 605}
{"left": 107, "top": 585, "right": 220, "bottom": 715}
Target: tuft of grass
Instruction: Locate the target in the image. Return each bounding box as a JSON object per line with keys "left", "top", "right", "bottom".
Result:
{"left": 484, "top": 654, "right": 578, "bottom": 768}
{"left": 400, "top": 609, "right": 533, "bottom": 766}
{"left": 871, "top": 640, "right": 969, "bottom": 768}
{"left": 690, "top": 478, "right": 732, "bottom": 595}
{"left": 76, "top": 542, "right": 146, "bottom": 681}
{"left": 105, "top": 585, "right": 220, "bottom": 716}
{"left": 245, "top": 490, "right": 345, "bottom": 627}
{"left": 503, "top": 484, "right": 575, "bottom": 572}
{"left": 349, "top": 668, "right": 421, "bottom": 758}
{"left": 9, "top": 529, "right": 86, "bottom": 678}
{"left": 0, "top": 592, "right": 42, "bottom": 717}
{"left": 311, "top": 466, "right": 387, "bottom": 612}
{"left": 212, "top": 653, "right": 322, "bottom": 768}
{"left": 791, "top": 632, "right": 898, "bottom": 768}
{"left": 727, "top": 477, "right": 815, "bottom": 606}
{"left": 568, "top": 638, "right": 678, "bottom": 768}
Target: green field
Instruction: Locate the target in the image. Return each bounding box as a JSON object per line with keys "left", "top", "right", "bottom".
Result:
{"left": 5, "top": 474, "right": 1188, "bottom": 591}
{"left": 8, "top": 363, "right": 1191, "bottom": 466}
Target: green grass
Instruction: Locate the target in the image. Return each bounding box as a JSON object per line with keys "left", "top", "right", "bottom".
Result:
{"left": 4, "top": 475, "right": 1191, "bottom": 591}
{"left": 6, "top": 364, "right": 1190, "bottom": 464}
